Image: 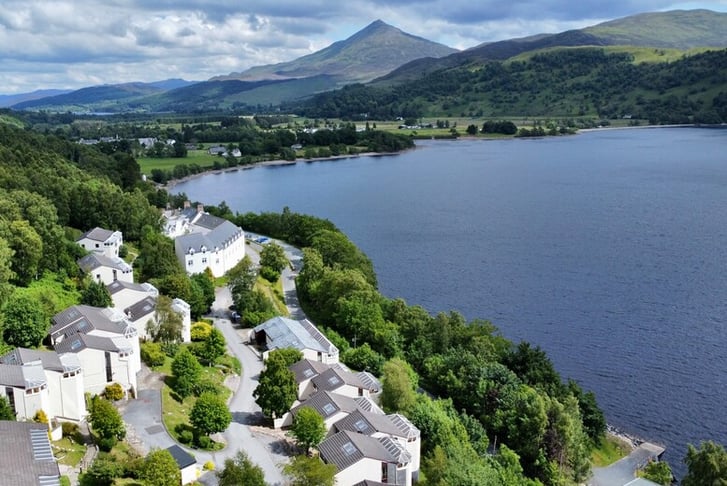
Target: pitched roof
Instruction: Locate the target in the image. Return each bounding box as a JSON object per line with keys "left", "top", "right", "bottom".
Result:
{"left": 124, "top": 296, "right": 156, "bottom": 323}
{"left": 0, "top": 421, "right": 61, "bottom": 486}
{"left": 0, "top": 348, "right": 81, "bottom": 373}
{"left": 334, "top": 409, "right": 420, "bottom": 440}
{"left": 311, "top": 367, "right": 367, "bottom": 393}
{"left": 289, "top": 359, "right": 331, "bottom": 383}
{"left": 51, "top": 305, "right": 135, "bottom": 341}
{"left": 253, "top": 317, "right": 337, "bottom": 356}
{"left": 192, "top": 213, "right": 227, "bottom": 230}
{"left": 54, "top": 333, "right": 132, "bottom": 354}
{"left": 107, "top": 280, "right": 157, "bottom": 296}
{"left": 78, "top": 227, "right": 116, "bottom": 242}
{"left": 175, "top": 219, "right": 244, "bottom": 253}
{"left": 77, "top": 253, "right": 132, "bottom": 273}
{"left": 166, "top": 445, "right": 196, "bottom": 469}
{"left": 291, "top": 390, "right": 361, "bottom": 420}
{"left": 319, "top": 430, "right": 410, "bottom": 472}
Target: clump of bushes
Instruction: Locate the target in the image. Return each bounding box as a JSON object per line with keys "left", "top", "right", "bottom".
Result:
{"left": 140, "top": 341, "right": 166, "bottom": 367}
{"left": 103, "top": 383, "right": 124, "bottom": 401}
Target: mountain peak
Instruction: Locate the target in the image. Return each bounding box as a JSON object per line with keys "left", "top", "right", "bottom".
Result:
{"left": 211, "top": 20, "right": 457, "bottom": 84}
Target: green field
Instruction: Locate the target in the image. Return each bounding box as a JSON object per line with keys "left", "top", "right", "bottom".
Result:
{"left": 138, "top": 150, "right": 219, "bottom": 173}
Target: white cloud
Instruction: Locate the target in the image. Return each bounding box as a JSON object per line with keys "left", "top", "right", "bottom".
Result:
{"left": 0, "top": 0, "right": 725, "bottom": 94}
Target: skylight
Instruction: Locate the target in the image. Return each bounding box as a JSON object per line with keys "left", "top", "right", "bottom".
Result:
{"left": 322, "top": 403, "right": 336, "bottom": 416}
{"left": 342, "top": 441, "right": 357, "bottom": 456}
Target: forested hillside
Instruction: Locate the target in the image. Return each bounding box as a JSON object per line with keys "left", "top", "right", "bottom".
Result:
{"left": 290, "top": 48, "right": 727, "bottom": 123}
{"left": 234, "top": 209, "right": 607, "bottom": 485}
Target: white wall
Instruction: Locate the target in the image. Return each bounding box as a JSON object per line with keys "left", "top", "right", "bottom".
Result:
{"left": 180, "top": 465, "right": 197, "bottom": 485}
{"left": 78, "top": 232, "right": 123, "bottom": 259}
{"left": 76, "top": 348, "right": 137, "bottom": 396}
{"left": 45, "top": 370, "right": 87, "bottom": 422}
{"left": 90, "top": 265, "right": 134, "bottom": 286}
{"left": 5, "top": 385, "right": 50, "bottom": 421}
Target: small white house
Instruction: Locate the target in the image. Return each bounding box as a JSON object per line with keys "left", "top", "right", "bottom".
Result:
{"left": 50, "top": 305, "right": 141, "bottom": 396}
{"left": 76, "top": 227, "right": 123, "bottom": 258}
{"left": 0, "top": 348, "right": 87, "bottom": 422}
{"left": 166, "top": 445, "right": 197, "bottom": 485}
{"left": 332, "top": 409, "right": 421, "bottom": 479}
{"left": 78, "top": 253, "right": 134, "bottom": 285}
{"left": 54, "top": 333, "right": 137, "bottom": 397}
{"left": 108, "top": 280, "right": 159, "bottom": 311}
{"left": 319, "top": 430, "right": 413, "bottom": 486}
{"left": 0, "top": 361, "right": 50, "bottom": 421}
{"left": 252, "top": 317, "right": 339, "bottom": 364}
{"left": 289, "top": 359, "right": 380, "bottom": 401}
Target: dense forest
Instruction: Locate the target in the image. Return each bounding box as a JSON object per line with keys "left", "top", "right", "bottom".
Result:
{"left": 288, "top": 48, "right": 727, "bottom": 124}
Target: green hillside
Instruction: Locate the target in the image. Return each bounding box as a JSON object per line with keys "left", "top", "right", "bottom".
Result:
{"left": 291, "top": 47, "right": 727, "bottom": 124}
{"left": 584, "top": 9, "right": 727, "bottom": 48}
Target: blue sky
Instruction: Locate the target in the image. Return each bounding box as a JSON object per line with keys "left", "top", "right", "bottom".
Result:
{"left": 1, "top": 0, "right": 725, "bottom": 94}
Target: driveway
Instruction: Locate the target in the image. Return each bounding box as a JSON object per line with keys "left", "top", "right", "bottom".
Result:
{"left": 590, "top": 442, "right": 666, "bottom": 486}
{"left": 123, "top": 236, "right": 304, "bottom": 485}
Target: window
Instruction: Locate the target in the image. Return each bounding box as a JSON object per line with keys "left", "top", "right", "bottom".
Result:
{"left": 105, "top": 352, "right": 113, "bottom": 382}
{"left": 201, "top": 258, "right": 207, "bottom": 264}
{"left": 187, "top": 259, "right": 193, "bottom": 266}
{"left": 342, "top": 442, "right": 356, "bottom": 456}
{"left": 95, "top": 243, "right": 99, "bottom": 248}
{"left": 382, "top": 462, "right": 389, "bottom": 483}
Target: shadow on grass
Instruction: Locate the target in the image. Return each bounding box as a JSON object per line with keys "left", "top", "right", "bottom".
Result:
{"left": 163, "top": 376, "right": 185, "bottom": 403}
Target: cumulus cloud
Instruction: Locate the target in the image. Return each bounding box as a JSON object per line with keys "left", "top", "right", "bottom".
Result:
{"left": 0, "top": 0, "right": 724, "bottom": 93}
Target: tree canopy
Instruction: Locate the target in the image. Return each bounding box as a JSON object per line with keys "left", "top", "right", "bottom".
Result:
{"left": 138, "top": 449, "right": 181, "bottom": 486}
{"left": 190, "top": 392, "right": 232, "bottom": 436}
{"left": 290, "top": 407, "right": 326, "bottom": 454}
{"left": 217, "top": 450, "right": 267, "bottom": 486}
{"left": 253, "top": 350, "right": 298, "bottom": 418}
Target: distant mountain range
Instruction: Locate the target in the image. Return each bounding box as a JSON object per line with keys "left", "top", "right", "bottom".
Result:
{"left": 7, "top": 9, "right": 727, "bottom": 114}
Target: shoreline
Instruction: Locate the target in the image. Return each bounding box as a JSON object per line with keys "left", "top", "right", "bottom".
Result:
{"left": 163, "top": 150, "right": 403, "bottom": 191}
{"left": 163, "top": 123, "right": 721, "bottom": 190}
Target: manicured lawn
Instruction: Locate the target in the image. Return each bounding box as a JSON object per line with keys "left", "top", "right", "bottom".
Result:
{"left": 53, "top": 437, "right": 86, "bottom": 466}
{"left": 592, "top": 434, "right": 632, "bottom": 467}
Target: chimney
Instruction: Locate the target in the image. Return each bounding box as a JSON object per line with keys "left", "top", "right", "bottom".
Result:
{"left": 197, "top": 203, "right": 204, "bottom": 214}
{"left": 183, "top": 200, "right": 191, "bottom": 209}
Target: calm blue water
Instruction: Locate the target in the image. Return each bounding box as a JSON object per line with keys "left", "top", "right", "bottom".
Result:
{"left": 173, "top": 127, "right": 727, "bottom": 472}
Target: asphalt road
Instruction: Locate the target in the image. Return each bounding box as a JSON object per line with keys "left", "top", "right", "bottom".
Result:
{"left": 122, "top": 236, "right": 306, "bottom": 485}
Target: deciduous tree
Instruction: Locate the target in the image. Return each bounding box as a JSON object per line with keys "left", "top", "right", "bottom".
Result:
{"left": 0, "top": 396, "right": 15, "bottom": 420}
{"left": 80, "top": 279, "right": 112, "bottom": 308}
{"left": 139, "top": 449, "right": 181, "bottom": 486}
{"left": 148, "top": 295, "right": 184, "bottom": 344}
{"left": 199, "top": 327, "right": 226, "bottom": 365}
{"left": 682, "top": 440, "right": 727, "bottom": 485}
{"left": 290, "top": 407, "right": 326, "bottom": 454}
{"left": 90, "top": 396, "right": 125, "bottom": 446}
{"left": 171, "top": 347, "right": 202, "bottom": 399}
{"left": 217, "top": 450, "right": 267, "bottom": 486}
{"left": 190, "top": 392, "right": 232, "bottom": 436}
{"left": 1, "top": 293, "right": 49, "bottom": 348}
{"left": 253, "top": 351, "right": 298, "bottom": 418}
{"left": 380, "top": 357, "right": 418, "bottom": 414}
{"left": 282, "top": 455, "right": 336, "bottom": 486}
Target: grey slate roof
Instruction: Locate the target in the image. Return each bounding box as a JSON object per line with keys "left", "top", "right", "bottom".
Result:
{"left": 333, "top": 409, "right": 420, "bottom": 440}
{"left": 166, "top": 444, "right": 196, "bottom": 469}
{"left": 0, "top": 363, "right": 26, "bottom": 387}
{"left": 176, "top": 219, "right": 243, "bottom": 254}
{"left": 78, "top": 227, "right": 115, "bottom": 242}
{"left": 0, "top": 421, "right": 60, "bottom": 486}
{"left": 289, "top": 359, "right": 331, "bottom": 383}
{"left": 353, "top": 481, "right": 388, "bottom": 486}
{"left": 311, "top": 367, "right": 367, "bottom": 393}
{"left": 51, "top": 305, "right": 135, "bottom": 341}
{"left": 291, "top": 390, "right": 361, "bottom": 420}
{"left": 193, "top": 213, "right": 227, "bottom": 230}
{"left": 78, "top": 253, "right": 132, "bottom": 273}
{"left": 124, "top": 296, "right": 156, "bottom": 322}
{"left": 319, "top": 430, "right": 410, "bottom": 472}
{"left": 107, "top": 280, "right": 157, "bottom": 296}
{"left": 0, "top": 348, "right": 81, "bottom": 373}
{"left": 253, "top": 317, "right": 337, "bottom": 355}
{"left": 54, "top": 333, "right": 131, "bottom": 354}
